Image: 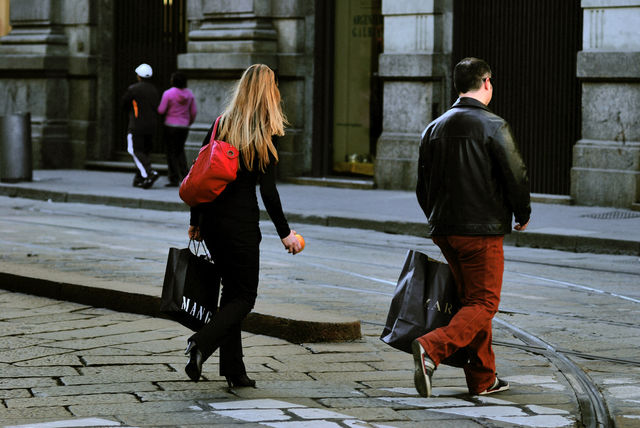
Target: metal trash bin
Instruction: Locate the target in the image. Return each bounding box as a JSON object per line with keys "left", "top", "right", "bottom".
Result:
{"left": 0, "top": 112, "right": 33, "bottom": 182}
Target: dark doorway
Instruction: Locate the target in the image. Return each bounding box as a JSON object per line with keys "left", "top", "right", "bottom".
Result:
{"left": 312, "top": 0, "right": 383, "bottom": 178}
{"left": 113, "top": 0, "right": 187, "bottom": 159}
{"left": 312, "top": 0, "right": 335, "bottom": 176}
{"left": 452, "top": 0, "right": 582, "bottom": 195}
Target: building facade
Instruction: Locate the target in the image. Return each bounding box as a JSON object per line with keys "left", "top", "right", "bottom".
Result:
{"left": 0, "top": 0, "right": 638, "bottom": 208}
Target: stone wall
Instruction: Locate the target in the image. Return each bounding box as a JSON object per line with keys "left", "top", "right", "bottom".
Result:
{"left": 0, "top": 0, "right": 313, "bottom": 175}
{"left": 0, "top": 0, "right": 101, "bottom": 169}
{"left": 571, "top": 0, "right": 640, "bottom": 207}
{"left": 179, "top": 0, "right": 314, "bottom": 178}
{"left": 0, "top": 0, "right": 636, "bottom": 208}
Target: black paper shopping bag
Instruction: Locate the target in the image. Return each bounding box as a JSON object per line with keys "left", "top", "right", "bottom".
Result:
{"left": 160, "top": 242, "right": 220, "bottom": 331}
{"left": 380, "top": 250, "right": 468, "bottom": 367}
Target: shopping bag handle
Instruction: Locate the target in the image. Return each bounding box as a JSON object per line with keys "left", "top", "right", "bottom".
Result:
{"left": 188, "top": 239, "right": 212, "bottom": 260}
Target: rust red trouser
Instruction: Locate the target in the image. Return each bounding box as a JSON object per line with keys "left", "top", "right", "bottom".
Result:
{"left": 417, "top": 235, "right": 504, "bottom": 394}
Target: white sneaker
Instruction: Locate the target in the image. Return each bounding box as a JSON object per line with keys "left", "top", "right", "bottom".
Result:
{"left": 478, "top": 377, "right": 510, "bottom": 395}
{"left": 412, "top": 340, "right": 435, "bottom": 397}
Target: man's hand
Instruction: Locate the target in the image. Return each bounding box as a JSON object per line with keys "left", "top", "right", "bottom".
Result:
{"left": 514, "top": 220, "right": 529, "bottom": 231}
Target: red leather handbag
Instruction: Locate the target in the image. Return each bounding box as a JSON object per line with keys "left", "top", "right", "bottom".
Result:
{"left": 179, "top": 116, "right": 239, "bottom": 207}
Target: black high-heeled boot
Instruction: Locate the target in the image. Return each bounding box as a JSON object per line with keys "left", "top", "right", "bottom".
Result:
{"left": 184, "top": 341, "right": 203, "bottom": 382}
{"left": 225, "top": 374, "right": 256, "bottom": 388}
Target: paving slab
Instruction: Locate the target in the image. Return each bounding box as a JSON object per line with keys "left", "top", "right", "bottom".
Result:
{"left": 0, "top": 289, "right": 587, "bottom": 427}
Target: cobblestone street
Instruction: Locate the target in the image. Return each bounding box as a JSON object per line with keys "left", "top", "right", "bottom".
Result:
{"left": 1, "top": 289, "right": 585, "bottom": 428}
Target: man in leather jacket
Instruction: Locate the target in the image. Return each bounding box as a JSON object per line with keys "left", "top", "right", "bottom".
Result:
{"left": 413, "top": 57, "right": 531, "bottom": 397}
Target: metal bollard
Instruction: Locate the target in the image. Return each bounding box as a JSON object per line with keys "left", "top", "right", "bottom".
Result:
{"left": 0, "top": 113, "right": 33, "bottom": 182}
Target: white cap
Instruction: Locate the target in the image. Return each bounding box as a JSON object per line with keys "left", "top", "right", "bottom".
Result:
{"left": 135, "top": 63, "right": 153, "bottom": 78}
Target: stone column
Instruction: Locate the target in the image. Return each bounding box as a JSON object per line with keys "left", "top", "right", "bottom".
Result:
{"left": 92, "top": 0, "right": 114, "bottom": 162}
{"left": 571, "top": 0, "right": 640, "bottom": 208}
{"left": 0, "top": 0, "right": 72, "bottom": 168}
{"left": 178, "top": 0, "right": 278, "bottom": 162}
{"left": 374, "top": 0, "right": 452, "bottom": 190}
{"left": 270, "top": 1, "right": 314, "bottom": 176}
{"left": 179, "top": 0, "right": 312, "bottom": 177}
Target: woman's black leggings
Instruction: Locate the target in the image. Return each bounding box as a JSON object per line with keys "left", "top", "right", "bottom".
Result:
{"left": 189, "top": 220, "right": 261, "bottom": 376}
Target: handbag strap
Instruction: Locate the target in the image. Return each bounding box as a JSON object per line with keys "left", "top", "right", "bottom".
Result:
{"left": 211, "top": 116, "right": 222, "bottom": 143}
{"left": 209, "top": 116, "right": 239, "bottom": 161}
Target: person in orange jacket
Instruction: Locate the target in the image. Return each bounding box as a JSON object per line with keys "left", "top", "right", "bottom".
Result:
{"left": 121, "top": 63, "right": 161, "bottom": 189}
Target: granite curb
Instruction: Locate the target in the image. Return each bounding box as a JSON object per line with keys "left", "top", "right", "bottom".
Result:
{"left": 1, "top": 184, "right": 639, "bottom": 256}
{"left": 0, "top": 263, "right": 361, "bottom": 344}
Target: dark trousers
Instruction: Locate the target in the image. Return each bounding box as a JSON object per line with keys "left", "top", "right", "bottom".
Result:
{"left": 417, "top": 235, "right": 504, "bottom": 394}
{"left": 164, "top": 126, "right": 189, "bottom": 185}
{"left": 189, "top": 219, "right": 261, "bottom": 376}
{"left": 127, "top": 133, "right": 154, "bottom": 178}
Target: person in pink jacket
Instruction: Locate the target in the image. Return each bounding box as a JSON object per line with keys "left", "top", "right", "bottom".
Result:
{"left": 158, "top": 72, "right": 198, "bottom": 186}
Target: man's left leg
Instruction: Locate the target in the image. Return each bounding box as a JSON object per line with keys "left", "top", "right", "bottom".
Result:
{"left": 463, "top": 321, "right": 499, "bottom": 394}
{"left": 138, "top": 134, "right": 158, "bottom": 189}
{"left": 457, "top": 235, "right": 505, "bottom": 394}
{"left": 127, "top": 133, "right": 148, "bottom": 187}
{"left": 416, "top": 235, "right": 505, "bottom": 394}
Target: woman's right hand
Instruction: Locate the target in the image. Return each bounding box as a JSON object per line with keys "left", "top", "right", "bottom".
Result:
{"left": 281, "top": 230, "right": 302, "bottom": 255}
{"left": 188, "top": 225, "right": 202, "bottom": 241}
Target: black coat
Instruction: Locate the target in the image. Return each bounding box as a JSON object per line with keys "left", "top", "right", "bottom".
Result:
{"left": 121, "top": 80, "right": 160, "bottom": 135}
{"left": 416, "top": 97, "right": 531, "bottom": 236}
{"left": 189, "top": 122, "right": 290, "bottom": 240}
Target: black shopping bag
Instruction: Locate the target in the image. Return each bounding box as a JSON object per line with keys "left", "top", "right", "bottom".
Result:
{"left": 380, "top": 250, "right": 468, "bottom": 367}
{"left": 160, "top": 241, "right": 220, "bottom": 331}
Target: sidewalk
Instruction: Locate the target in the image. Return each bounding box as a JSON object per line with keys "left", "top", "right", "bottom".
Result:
{"left": 1, "top": 169, "right": 639, "bottom": 256}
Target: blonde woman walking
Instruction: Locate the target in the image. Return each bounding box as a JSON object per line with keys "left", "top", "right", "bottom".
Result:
{"left": 185, "top": 64, "right": 302, "bottom": 387}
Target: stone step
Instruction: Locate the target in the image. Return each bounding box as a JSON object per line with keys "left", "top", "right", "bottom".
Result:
{"left": 85, "top": 160, "right": 168, "bottom": 173}
{"left": 286, "top": 176, "right": 375, "bottom": 190}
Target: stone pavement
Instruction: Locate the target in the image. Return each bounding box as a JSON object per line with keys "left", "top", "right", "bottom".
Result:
{"left": 0, "top": 169, "right": 639, "bottom": 256}
{"left": 0, "top": 289, "right": 580, "bottom": 428}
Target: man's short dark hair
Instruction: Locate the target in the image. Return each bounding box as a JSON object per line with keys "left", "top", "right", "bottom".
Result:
{"left": 454, "top": 57, "right": 492, "bottom": 94}
{"left": 171, "top": 72, "right": 187, "bottom": 89}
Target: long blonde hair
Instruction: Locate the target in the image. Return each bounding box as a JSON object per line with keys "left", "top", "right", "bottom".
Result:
{"left": 219, "top": 64, "right": 287, "bottom": 172}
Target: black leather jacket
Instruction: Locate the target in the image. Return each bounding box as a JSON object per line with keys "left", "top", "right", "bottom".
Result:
{"left": 416, "top": 97, "right": 531, "bottom": 236}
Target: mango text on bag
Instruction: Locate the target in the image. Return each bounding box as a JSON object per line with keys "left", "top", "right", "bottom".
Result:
{"left": 182, "top": 296, "right": 214, "bottom": 324}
